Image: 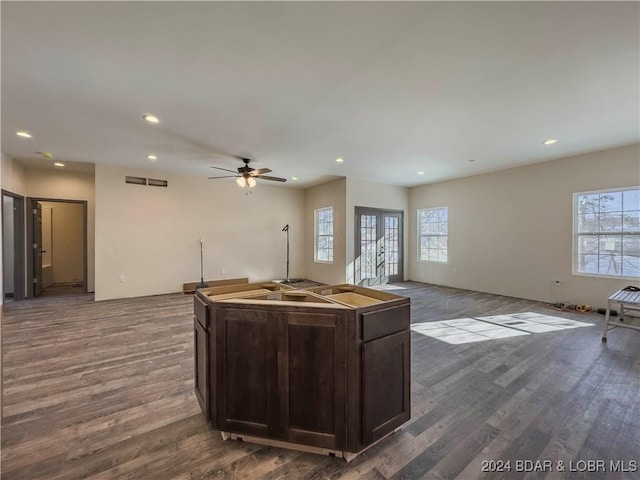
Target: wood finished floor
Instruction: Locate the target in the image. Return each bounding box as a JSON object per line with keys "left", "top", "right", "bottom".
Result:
{"left": 1, "top": 282, "right": 639, "bottom": 480}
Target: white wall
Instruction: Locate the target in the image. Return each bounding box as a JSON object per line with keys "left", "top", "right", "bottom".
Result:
{"left": 95, "top": 165, "right": 306, "bottom": 301}
{"left": 345, "top": 177, "right": 409, "bottom": 284}
{"left": 1, "top": 154, "right": 27, "bottom": 196}
{"left": 305, "top": 178, "right": 347, "bottom": 285}
{"left": 409, "top": 144, "right": 640, "bottom": 308}
{"left": 26, "top": 167, "right": 95, "bottom": 292}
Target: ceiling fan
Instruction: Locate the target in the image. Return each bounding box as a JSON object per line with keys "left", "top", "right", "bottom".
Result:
{"left": 208, "top": 157, "right": 286, "bottom": 188}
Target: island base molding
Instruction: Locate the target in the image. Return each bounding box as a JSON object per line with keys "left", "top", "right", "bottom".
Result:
{"left": 220, "top": 428, "right": 400, "bottom": 463}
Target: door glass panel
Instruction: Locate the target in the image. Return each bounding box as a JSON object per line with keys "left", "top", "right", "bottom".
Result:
{"left": 361, "top": 215, "right": 377, "bottom": 279}
{"left": 384, "top": 215, "right": 399, "bottom": 276}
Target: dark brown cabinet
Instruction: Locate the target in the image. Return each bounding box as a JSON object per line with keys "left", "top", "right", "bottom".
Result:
{"left": 193, "top": 295, "right": 210, "bottom": 422}
{"left": 194, "top": 282, "right": 410, "bottom": 459}
{"left": 362, "top": 330, "right": 410, "bottom": 444}
{"left": 278, "top": 310, "right": 347, "bottom": 450}
{"left": 216, "top": 308, "right": 277, "bottom": 438}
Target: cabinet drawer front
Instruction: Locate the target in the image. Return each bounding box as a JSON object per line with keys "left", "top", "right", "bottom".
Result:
{"left": 361, "top": 304, "right": 409, "bottom": 342}
{"left": 194, "top": 294, "right": 209, "bottom": 329}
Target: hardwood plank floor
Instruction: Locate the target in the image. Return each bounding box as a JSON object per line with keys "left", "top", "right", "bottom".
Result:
{"left": 1, "top": 282, "right": 639, "bottom": 479}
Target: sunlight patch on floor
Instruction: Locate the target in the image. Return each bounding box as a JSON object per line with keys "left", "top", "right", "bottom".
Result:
{"left": 369, "top": 284, "right": 407, "bottom": 291}
{"left": 411, "top": 312, "right": 592, "bottom": 344}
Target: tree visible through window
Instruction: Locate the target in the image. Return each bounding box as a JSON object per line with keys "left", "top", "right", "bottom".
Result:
{"left": 315, "top": 207, "right": 333, "bottom": 262}
{"left": 574, "top": 187, "right": 640, "bottom": 278}
{"left": 418, "top": 207, "right": 448, "bottom": 262}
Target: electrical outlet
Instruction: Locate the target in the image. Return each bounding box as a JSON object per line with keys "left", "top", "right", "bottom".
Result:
{"left": 118, "top": 275, "right": 126, "bottom": 283}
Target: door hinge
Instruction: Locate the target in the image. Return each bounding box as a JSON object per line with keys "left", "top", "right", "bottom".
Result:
{"left": 33, "top": 278, "right": 38, "bottom": 284}
{"left": 33, "top": 243, "right": 38, "bottom": 249}
{"left": 32, "top": 208, "right": 37, "bottom": 214}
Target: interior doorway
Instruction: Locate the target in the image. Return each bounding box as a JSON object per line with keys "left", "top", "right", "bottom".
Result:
{"left": 27, "top": 198, "right": 87, "bottom": 297}
{"left": 2, "top": 191, "right": 25, "bottom": 302}
{"left": 355, "top": 207, "right": 404, "bottom": 286}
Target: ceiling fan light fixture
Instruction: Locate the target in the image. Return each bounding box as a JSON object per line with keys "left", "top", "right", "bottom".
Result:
{"left": 235, "top": 176, "right": 256, "bottom": 188}
{"left": 211, "top": 157, "right": 285, "bottom": 186}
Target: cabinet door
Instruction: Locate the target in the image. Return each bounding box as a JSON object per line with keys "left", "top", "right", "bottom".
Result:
{"left": 278, "top": 312, "right": 347, "bottom": 450}
{"left": 193, "top": 317, "right": 209, "bottom": 422}
{"left": 217, "top": 308, "right": 278, "bottom": 438}
{"left": 361, "top": 330, "right": 410, "bottom": 444}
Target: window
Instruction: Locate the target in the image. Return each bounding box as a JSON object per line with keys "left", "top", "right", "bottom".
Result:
{"left": 418, "top": 207, "right": 448, "bottom": 262}
{"left": 574, "top": 187, "right": 640, "bottom": 278}
{"left": 315, "top": 207, "right": 333, "bottom": 262}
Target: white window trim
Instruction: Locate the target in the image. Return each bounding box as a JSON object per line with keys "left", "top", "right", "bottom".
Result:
{"left": 417, "top": 206, "right": 448, "bottom": 263}
{"left": 572, "top": 186, "right": 640, "bottom": 280}
{"left": 314, "top": 206, "right": 334, "bottom": 264}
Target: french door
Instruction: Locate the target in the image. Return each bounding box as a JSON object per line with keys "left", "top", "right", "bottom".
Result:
{"left": 355, "top": 207, "right": 403, "bottom": 285}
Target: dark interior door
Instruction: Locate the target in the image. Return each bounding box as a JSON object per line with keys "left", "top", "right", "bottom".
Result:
{"left": 2, "top": 193, "right": 25, "bottom": 301}
{"left": 355, "top": 207, "right": 403, "bottom": 286}
{"left": 32, "top": 200, "right": 43, "bottom": 297}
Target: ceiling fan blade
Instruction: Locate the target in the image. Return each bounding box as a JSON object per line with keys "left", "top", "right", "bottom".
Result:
{"left": 208, "top": 175, "right": 240, "bottom": 179}
{"left": 250, "top": 168, "right": 272, "bottom": 175}
{"left": 210, "top": 166, "right": 239, "bottom": 174}
{"left": 255, "top": 175, "right": 287, "bottom": 182}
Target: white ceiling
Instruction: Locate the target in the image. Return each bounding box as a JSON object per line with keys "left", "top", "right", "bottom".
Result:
{"left": 2, "top": 2, "right": 638, "bottom": 188}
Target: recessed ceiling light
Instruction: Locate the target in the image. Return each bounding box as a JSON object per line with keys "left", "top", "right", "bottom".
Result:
{"left": 468, "top": 159, "right": 476, "bottom": 162}
{"left": 36, "top": 151, "right": 53, "bottom": 159}
{"left": 417, "top": 171, "right": 425, "bottom": 175}
{"left": 292, "top": 177, "right": 298, "bottom": 181}
{"left": 16, "top": 131, "right": 32, "bottom": 138}
{"left": 143, "top": 114, "right": 160, "bottom": 124}
{"left": 543, "top": 138, "right": 557, "bottom": 145}
{"left": 53, "top": 162, "right": 65, "bottom": 167}
{"left": 335, "top": 157, "right": 344, "bottom": 163}
{"left": 146, "top": 154, "right": 158, "bottom": 161}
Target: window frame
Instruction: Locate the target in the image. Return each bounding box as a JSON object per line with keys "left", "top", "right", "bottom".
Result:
{"left": 572, "top": 186, "right": 640, "bottom": 280}
{"left": 314, "top": 206, "right": 334, "bottom": 264}
{"left": 417, "top": 206, "right": 448, "bottom": 263}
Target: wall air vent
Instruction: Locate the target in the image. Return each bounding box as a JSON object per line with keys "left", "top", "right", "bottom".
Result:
{"left": 125, "top": 177, "right": 168, "bottom": 187}
{"left": 148, "top": 179, "right": 168, "bottom": 187}
{"left": 125, "top": 176, "right": 147, "bottom": 185}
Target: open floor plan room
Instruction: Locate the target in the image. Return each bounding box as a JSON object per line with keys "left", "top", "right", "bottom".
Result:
{"left": 2, "top": 282, "right": 638, "bottom": 480}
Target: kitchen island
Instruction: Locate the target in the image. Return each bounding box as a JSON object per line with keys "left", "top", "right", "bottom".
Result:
{"left": 193, "top": 281, "right": 410, "bottom": 460}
